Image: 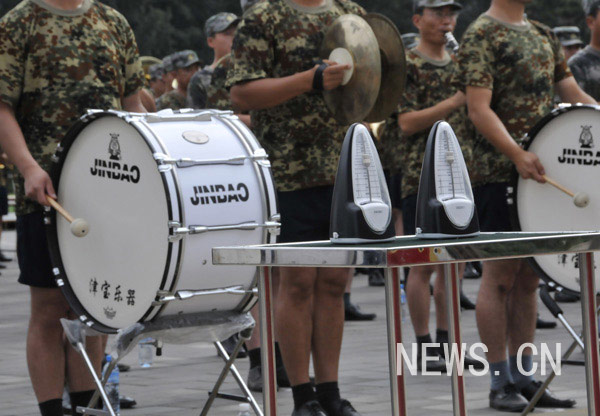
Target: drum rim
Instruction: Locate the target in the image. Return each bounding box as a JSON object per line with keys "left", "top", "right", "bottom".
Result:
{"left": 508, "top": 104, "right": 598, "bottom": 296}
{"left": 45, "top": 110, "right": 178, "bottom": 333}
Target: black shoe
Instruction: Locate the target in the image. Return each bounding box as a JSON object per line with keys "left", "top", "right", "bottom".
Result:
{"left": 354, "top": 268, "right": 369, "bottom": 276}
{"left": 520, "top": 380, "right": 576, "bottom": 408}
{"left": 536, "top": 314, "right": 557, "bottom": 329}
{"left": 0, "top": 252, "right": 11, "bottom": 262}
{"left": 247, "top": 365, "right": 262, "bottom": 392}
{"left": 322, "top": 399, "right": 362, "bottom": 416}
{"left": 417, "top": 354, "right": 447, "bottom": 373}
{"left": 345, "top": 302, "right": 376, "bottom": 321}
{"left": 117, "top": 363, "right": 130, "bottom": 372}
{"left": 463, "top": 354, "right": 485, "bottom": 370}
{"left": 368, "top": 269, "right": 385, "bottom": 287}
{"left": 554, "top": 291, "right": 580, "bottom": 303}
{"left": 489, "top": 383, "right": 528, "bottom": 412}
{"left": 221, "top": 334, "right": 248, "bottom": 358}
{"left": 0, "top": 263, "right": 6, "bottom": 269}
{"left": 277, "top": 364, "right": 291, "bottom": 388}
{"left": 463, "top": 262, "right": 481, "bottom": 279}
{"left": 119, "top": 395, "right": 137, "bottom": 409}
{"left": 460, "top": 290, "right": 476, "bottom": 310}
{"left": 292, "top": 400, "right": 328, "bottom": 416}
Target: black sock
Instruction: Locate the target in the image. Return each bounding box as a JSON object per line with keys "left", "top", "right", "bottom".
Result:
{"left": 343, "top": 292, "right": 351, "bottom": 307}
{"left": 275, "top": 342, "right": 284, "bottom": 368}
{"left": 39, "top": 398, "right": 64, "bottom": 416}
{"left": 316, "top": 381, "right": 341, "bottom": 413}
{"left": 248, "top": 347, "right": 261, "bottom": 369}
{"left": 436, "top": 329, "right": 449, "bottom": 358}
{"left": 292, "top": 382, "right": 316, "bottom": 410}
{"left": 70, "top": 390, "right": 97, "bottom": 411}
{"left": 416, "top": 333, "right": 433, "bottom": 358}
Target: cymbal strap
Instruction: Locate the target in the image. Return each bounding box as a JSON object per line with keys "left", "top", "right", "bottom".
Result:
{"left": 312, "top": 63, "right": 329, "bottom": 91}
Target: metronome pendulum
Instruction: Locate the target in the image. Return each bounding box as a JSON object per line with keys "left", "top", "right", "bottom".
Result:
{"left": 415, "top": 121, "right": 479, "bottom": 239}
{"left": 330, "top": 123, "right": 396, "bottom": 244}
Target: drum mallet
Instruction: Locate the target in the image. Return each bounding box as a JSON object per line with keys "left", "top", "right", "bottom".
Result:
{"left": 542, "top": 175, "right": 589, "bottom": 208}
{"left": 46, "top": 196, "right": 90, "bottom": 237}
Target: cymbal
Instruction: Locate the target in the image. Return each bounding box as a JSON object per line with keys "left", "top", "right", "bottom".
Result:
{"left": 320, "top": 14, "right": 381, "bottom": 125}
{"left": 364, "top": 13, "right": 406, "bottom": 123}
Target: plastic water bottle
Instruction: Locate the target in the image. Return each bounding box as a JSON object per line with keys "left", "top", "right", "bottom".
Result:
{"left": 103, "top": 355, "right": 120, "bottom": 415}
{"left": 237, "top": 403, "right": 252, "bottom": 416}
{"left": 400, "top": 283, "right": 408, "bottom": 322}
{"left": 138, "top": 337, "right": 154, "bottom": 368}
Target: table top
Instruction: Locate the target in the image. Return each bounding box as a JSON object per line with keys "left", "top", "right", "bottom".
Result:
{"left": 212, "top": 231, "right": 600, "bottom": 268}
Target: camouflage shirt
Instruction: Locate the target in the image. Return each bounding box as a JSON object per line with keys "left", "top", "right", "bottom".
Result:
{"left": 568, "top": 46, "right": 600, "bottom": 101}
{"left": 399, "top": 48, "right": 473, "bottom": 198}
{"left": 377, "top": 114, "right": 403, "bottom": 176}
{"left": 187, "top": 65, "right": 213, "bottom": 109}
{"left": 227, "top": 0, "right": 365, "bottom": 192}
{"left": 0, "top": 0, "right": 144, "bottom": 215}
{"left": 207, "top": 54, "right": 232, "bottom": 110}
{"left": 457, "top": 14, "right": 571, "bottom": 185}
{"left": 156, "top": 89, "right": 187, "bottom": 111}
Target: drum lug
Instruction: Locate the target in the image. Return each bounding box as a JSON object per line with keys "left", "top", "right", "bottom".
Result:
{"left": 152, "top": 285, "right": 253, "bottom": 306}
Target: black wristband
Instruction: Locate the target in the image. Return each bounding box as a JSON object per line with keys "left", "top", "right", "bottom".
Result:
{"left": 312, "top": 63, "right": 328, "bottom": 91}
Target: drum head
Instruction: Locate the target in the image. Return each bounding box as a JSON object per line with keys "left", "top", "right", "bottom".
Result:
{"left": 510, "top": 105, "right": 600, "bottom": 295}
{"left": 47, "top": 113, "right": 171, "bottom": 332}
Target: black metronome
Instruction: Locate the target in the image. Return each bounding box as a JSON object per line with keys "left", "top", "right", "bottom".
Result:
{"left": 415, "top": 121, "right": 479, "bottom": 239}
{"left": 330, "top": 123, "right": 396, "bottom": 244}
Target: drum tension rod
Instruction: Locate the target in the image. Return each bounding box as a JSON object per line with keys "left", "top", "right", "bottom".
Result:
{"left": 153, "top": 286, "right": 258, "bottom": 305}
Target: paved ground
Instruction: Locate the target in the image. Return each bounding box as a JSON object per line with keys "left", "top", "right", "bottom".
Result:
{"left": 0, "top": 228, "right": 594, "bottom": 415}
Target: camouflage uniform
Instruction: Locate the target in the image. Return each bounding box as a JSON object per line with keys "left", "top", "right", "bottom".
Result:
{"left": 207, "top": 54, "right": 232, "bottom": 110}
{"left": 569, "top": 46, "right": 600, "bottom": 101}
{"left": 156, "top": 90, "right": 187, "bottom": 110}
{"left": 457, "top": 14, "right": 571, "bottom": 186}
{"left": 0, "top": 0, "right": 144, "bottom": 215}
{"left": 187, "top": 67, "right": 211, "bottom": 109}
{"left": 227, "top": 0, "right": 365, "bottom": 192}
{"left": 399, "top": 48, "right": 473, "bottom": 198}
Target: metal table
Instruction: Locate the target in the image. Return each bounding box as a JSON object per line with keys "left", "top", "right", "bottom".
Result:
{"left": 213, "top": 231, "right": 600, "bottom": 415}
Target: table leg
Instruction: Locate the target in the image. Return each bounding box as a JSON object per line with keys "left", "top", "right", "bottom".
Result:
{"left": 578, "top": 252, "right": 600, "bottom": 415}
{"left": 259, "top": 266, "right": 277, "bottom": 416}
{"left": 384, "top": 267, "right": 407, "bottom": 416}
{"left": 444, "top": 263, "right": 467, "bottom": 416}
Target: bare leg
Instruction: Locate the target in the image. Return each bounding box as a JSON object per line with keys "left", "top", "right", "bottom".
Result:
{"left": 406, "top": 265, "right": 436, "bottom": 336}
{"left": 476, "top": 259, "right": 520, "bottom": 363}
{"left": 434, "top": 263, "right": 466, "bottom": 331}
{"left": 27, "top": 287, "right": 69, "bottom": 402}
{"left": 312, "top": 268, "right": 349, "bottom": 383}
{"left": 507, "top": 261, "right": 538, "bottom": 356}
{"left": 65, "top": 333, "right": 103, "bottom": 392}
{"left": 247, "top": 267, "right": 280, "bottom": 350}
{"left": 275, "top": 267, "right": 317, "bottom": 385}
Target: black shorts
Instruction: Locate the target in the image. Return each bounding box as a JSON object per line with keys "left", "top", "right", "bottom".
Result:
{"left": 400, "top": 193, "right": 418, "bottom": 236}
{"left": 0, "top": 186, "right": 8, "bottom": 216}
{"left": 384, "top": 171, "right": 403, "bottom": 210}
{"left": 473, "top": 182, "right": 512, "bottom": 232}
{"left": 17, "top": 211, "right": 56, "bottom": 288}
{"left": 277, "top": 185, "right": 333, "bottom": 243}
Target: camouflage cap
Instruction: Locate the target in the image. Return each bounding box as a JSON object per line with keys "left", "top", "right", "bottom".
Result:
{"left": 552, "top": 26, "right": 584, "bottom": 47}
{"left": 414, "top": 0, "right": 462, "bottom": 11}
{"left": 172, "top": 50, "right": 200, "bottom": 69}
{"left": 149, "top": 63, "right": 164, "bottom": 80}
{"left": 205, "top": 12, "right": 240, "bottom": 38}
{"left": 162, "top": 54, "right": 176, "bottom": 73}
{"left": 240, "top": 0, "right": 260, "bottom": 12}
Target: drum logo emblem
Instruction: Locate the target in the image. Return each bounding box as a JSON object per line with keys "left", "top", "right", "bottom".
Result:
{"left": 103, "top": 307, "right": 116, "bottom": 320}
{"left": 579, "top": 125, "right": 594, "bottom": 149}
{"left": 108, "top": 133, "right": 121, "bottom": 160}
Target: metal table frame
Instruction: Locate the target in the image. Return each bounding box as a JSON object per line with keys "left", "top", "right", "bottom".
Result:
{"left": 213, "top": 231, "right": 600, "bottom": 415}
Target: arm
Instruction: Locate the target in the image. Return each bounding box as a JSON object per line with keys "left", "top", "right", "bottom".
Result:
{"left": 555, "top": 76, "right": 597, "bottom": 105}
{"left": 0, "top": 101, "right": 55, "bottom": 204}
{"left": 398, "top": 91, "right": 465, "bottom": 137}
{"left": 230, "top": 62, "right": 349, "bottom": 112}
{"left": 122, "top": 90, "right": 146, "bottom": 112}
{"left": 466, "top": 86, "right": 545, "bottom": 182}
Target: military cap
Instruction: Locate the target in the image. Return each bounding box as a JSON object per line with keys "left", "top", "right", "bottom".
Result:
{"left": 172, "top": 50, "right": 201, "bottom": 69}
{"left": 162, "top": 54, "right": 175, "bottom": 73}
{"left": 414, "top": 0, "right": 462, "bottom": 11}
{"left": 240, "top": 0, "right": 260, "bottom": 12}
{"left": 401, "top": 33, "right": 420, "bottom": 50}
{"left": 205, "top": 12, "right": 240, "bottom": 38}
{"left": 552, "top": 26, "right": 584, "bottom": 47}
{"left": 149, "top": 63, "right": 164, "bottom": 81}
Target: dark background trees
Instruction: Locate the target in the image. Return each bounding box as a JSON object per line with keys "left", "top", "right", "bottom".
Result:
{"left": 0, "top": 0, "right": 589, "bottom": 65}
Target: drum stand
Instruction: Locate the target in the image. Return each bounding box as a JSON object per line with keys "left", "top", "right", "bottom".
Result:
{"left": 520, "top": 285, "right": 600, "bottom": 415}
{"left": 60, "top": 311, "right": 262, "bottom": 416}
